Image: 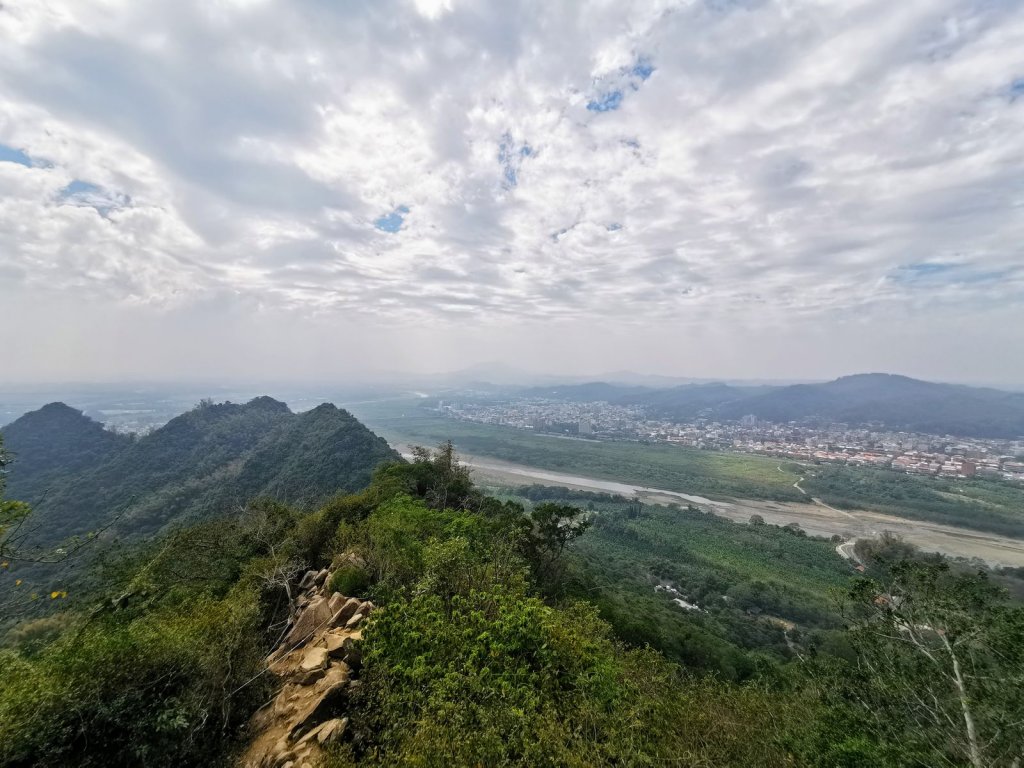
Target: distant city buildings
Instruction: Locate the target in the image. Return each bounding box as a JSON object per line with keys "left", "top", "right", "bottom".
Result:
{"left": 438, "top": 397, "right": 1024, "bottom": 483}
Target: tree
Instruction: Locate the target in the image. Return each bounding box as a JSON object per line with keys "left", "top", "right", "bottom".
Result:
{"left": 1, "top": 436, "right": 31, "bottom": 561}
{"left": 519, "top": 502, "right": 591, "bottom": 595}
{"left": 409, "top": 441, "right": 474, "bottom": 511}
{"left": 837, "top": 561, "right": 1024, "bottom": 767}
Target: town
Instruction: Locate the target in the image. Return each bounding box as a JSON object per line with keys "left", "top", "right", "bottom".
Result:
{"left": 437, "top": 397, "right": 1024, "bottom": 483}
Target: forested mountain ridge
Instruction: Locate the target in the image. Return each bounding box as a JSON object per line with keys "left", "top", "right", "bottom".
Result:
{"left": 526, "top": 373, "right": 1024, "bottom": 438}
{"left": 0, "top": 398, "right": 399, "bottom": 600}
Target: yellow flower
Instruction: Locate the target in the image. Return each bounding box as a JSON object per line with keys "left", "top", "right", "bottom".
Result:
{"left": 50, "top": 591, "right": 60, "bottom": 599}
{"left": 1, "top": 561, "right": 9, "bottom": 569}
{"left": 15, "top": 579, "right": 22, "bottom": 586}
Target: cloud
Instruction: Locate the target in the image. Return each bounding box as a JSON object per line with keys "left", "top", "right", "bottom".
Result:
{"left": 0, "top": 0, "right": 1022, "bottom": 382}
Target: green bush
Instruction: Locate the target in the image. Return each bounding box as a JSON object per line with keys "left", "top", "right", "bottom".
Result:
{"left": 329, "top": 565, "right": 371, "bottom": 597}
{"left": 344, "top": 567, "right": 810, "bottom": 766}
{"left": 0, "top": 586, "right": 268, "bottom": 767}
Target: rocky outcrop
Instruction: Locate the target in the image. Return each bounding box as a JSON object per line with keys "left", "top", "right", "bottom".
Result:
{"left": 238, "top": 566, "right": 374, "bottom": 768}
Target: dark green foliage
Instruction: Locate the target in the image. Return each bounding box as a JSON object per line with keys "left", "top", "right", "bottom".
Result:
{"left": 1, "top": 435, "right": 29, "bottom": 556}
{"left": 0, "top": 404, "right": 131, "bottom": 503}
{"left": 2, "top": 398, "right": 397, "bottom": 548}
{"left": 805, "top": 561, "right": 1024, "bottom": 767}
{"left": 0, "top": 588, "right": 268, "bottom": 768}
{"left": 4, "top": 419, "right": 1021, "bottom": 768}
{"left": 0, "top": 499, "right": 313, "bottom": 766}
{"left": 554, "top": 495, "right": 853, "bottom": 677}
{"left": 329, "top": 564, "right": 371, "bottom": 597}
{"left": 517, "top": 501, "right": 590, "bottom": 596}
{"left": 335, "top": 494, "right": 811, "bottom": 767}
{"left": 0, "top": 398, "right": 398, "bottom": 608}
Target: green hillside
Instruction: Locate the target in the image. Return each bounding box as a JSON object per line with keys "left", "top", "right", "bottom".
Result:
{"left": 0, "top": 398, "right": 398, "bottom": 606}
{"left": 2, "top": 443, "right": 1020, "bottom": 767}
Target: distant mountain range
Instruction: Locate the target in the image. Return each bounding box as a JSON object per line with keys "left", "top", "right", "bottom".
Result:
{"left": 1, "top": 397, "right": 399, "bottom": 554}
{"left": 521, "top": 374, "right": 1024, "bottom": 439}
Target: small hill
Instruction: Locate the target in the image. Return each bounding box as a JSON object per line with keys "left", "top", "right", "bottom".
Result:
{"left": 534, "top": 374, "right": 1024, "bottom": 438}
{"left": 1, "top": 403, "right": 131, "bottom": 502}
{"left": 712, "top": 374, "right": 1024, "bottom": 437}
{"left": 1, "top": 397, "right": 399, "bottom": 558}
{"left": 628, "top": 383, "right": 773, "bottom": 421}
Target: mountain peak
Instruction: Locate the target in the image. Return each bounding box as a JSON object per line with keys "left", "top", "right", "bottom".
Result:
{"left": 246, "top": 396, "right": 291, "bottom": 413}
{"left": 1, "top": 402, "right": 130, "bottom": 490}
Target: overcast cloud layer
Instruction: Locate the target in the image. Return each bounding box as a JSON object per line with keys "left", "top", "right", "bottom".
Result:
{"left": 1, "top": 0, "right": 1022, "bottom": 385}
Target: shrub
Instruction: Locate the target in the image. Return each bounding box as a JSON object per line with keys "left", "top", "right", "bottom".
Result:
{"left": 0, "top": 586, "right": 268, "bottom": 767}
{"left": 329, "top": 565, "right": 371, "bottom": 597}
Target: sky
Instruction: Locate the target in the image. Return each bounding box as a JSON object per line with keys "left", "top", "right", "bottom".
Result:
{"left": 1, "top": 0, "right": 1023, "bottom": 387}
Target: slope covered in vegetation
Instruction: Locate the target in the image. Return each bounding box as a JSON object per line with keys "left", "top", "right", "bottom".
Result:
{"left": 2, "top": 439, "right": 1022, "bottom": 767}
{"left": 0, "top": 398, "right": 399, "bottom": 618}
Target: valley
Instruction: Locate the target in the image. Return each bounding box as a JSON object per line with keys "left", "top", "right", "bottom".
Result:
{"left": 465, "top": 454, "right": 1024, "bottom": 566}
{"left": 347, "top": 397, "right": 1024, "bottom": 566}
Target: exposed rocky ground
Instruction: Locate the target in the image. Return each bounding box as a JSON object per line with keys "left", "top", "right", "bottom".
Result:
{"left": 238, "top": 564, "right": 373, "bottom": 768}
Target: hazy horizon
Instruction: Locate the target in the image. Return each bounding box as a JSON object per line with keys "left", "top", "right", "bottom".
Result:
{"left": 1, "top": 366, "right": 1023, "bottom": 394}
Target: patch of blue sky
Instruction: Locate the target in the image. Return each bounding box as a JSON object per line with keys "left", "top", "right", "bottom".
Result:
{"left": 374, "top": 205, "right": 409, "bottom": 233}
{"left": 631, "top": 59, "right": 654, "bottom": 81}
{"left": 1009, "top": 77, "right": 1024, "bottom": 101}
{"left": 606, "top": 223, "right": 623, "bottom": 232}
{"left": 59, "top": 179, "right": 130, "bottom": 216}
{"left": 587, "top": 90, "right": 623, "bottom": 112}
{"left": 0, "top": 143, "right": 35, "bottom": 167}
{"left": 498, "top": 133, "right": 532, "bottom": 189}
{"left": 588, "top": 57, "right": 654, "bottom": 113}
{"left": 61, "top": 180, "right": 103, "bottom": 198}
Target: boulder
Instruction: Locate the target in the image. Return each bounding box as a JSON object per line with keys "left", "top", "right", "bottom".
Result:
{"left": 345, "top": 612, "right": 364, "bottom": 629}
{"left": 323, "top": 631, "right": 347, "bottom": 658}
{"left": 291, "top": 646, "right": 329, "bottom": 684}
{"left": 300, "top": 646, "right": 328, "bottom": 673}
{"left": 274, "top": 684, "right": 304, "bottom": 717}
{"left": 314, "top": 569, "right": 329, "bottom": 588}
{"left": 296, "top": 716, "right": 348, "bottom": 748}
{"left": 317, "top": 717, "right": 349, "bottom": 745}
{"left": 314, "top": 661, "right": 350, "bottom": 691}
{"left": 327, "top": 592, "right": 346, "bottom": 615}
{"left": 282, "top": 597, "right": 333, "bottom": 649}
{"left": 360, "top": 600, "right": 375, "bottom": 616}
{"left": 331, "top": 597, "right": 362, "bottom": 627}
{"left": 298, "top": 570, "right": 318, "bottom": 590}
{"left": 288, "top": 664, "right": 351, "bottom": 739}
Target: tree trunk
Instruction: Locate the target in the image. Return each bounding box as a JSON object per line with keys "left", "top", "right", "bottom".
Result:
{"left": 942, "top": 634, "right": 984, "bottom": 768}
